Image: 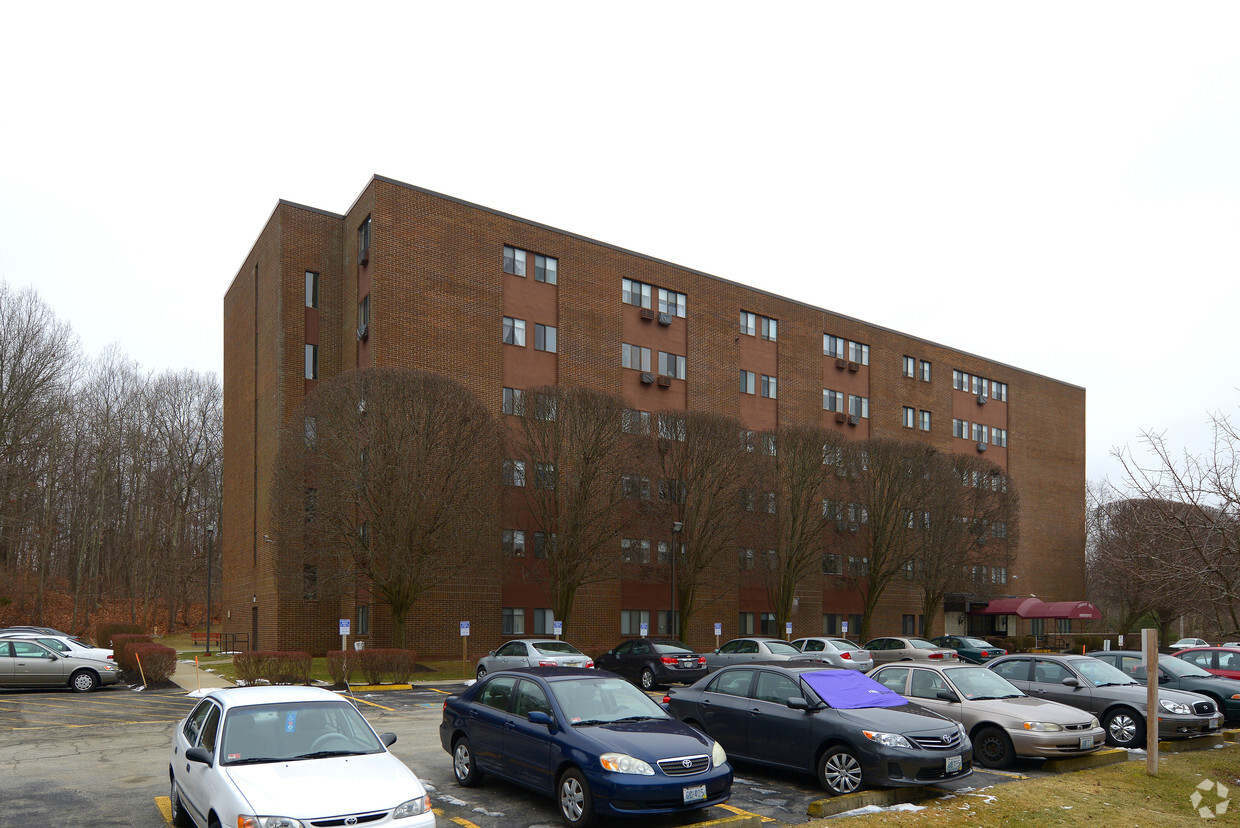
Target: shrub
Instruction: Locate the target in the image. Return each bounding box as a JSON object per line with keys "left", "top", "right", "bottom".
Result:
{"left": 96, "top": 623, "right": 144, "bottom": 649}
{"left": 326, "top": 651, "right": 355, "bottom": 686}
{"left": 112, "top": 634, "right": 154, "bottom": 673}
{"left": 129, "top": 643, "right": 178, "bottom": 684}
{"left": 234, "top": 651, "right": 312, "bottom": 685}
{"left": 328, "top": 649, "right": 418, "bottom": 685}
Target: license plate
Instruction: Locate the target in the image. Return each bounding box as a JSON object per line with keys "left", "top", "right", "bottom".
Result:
{"left": 945, "top": 755, "right": 962, "bottom": 773}
{"left": 680, "top": 660, "right": 695, "bottom": 668}
{"left": 1079, "top": 735, "right": 1094, "bottom": 749}
{"left": 1210, "top": 716, "right": 1222, "bottom": 729}
{"left": 683, "top": 784, "right": 707, "bottom": 803}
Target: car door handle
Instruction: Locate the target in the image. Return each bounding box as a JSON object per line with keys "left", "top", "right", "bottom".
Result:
{"left": 749, "top": 708, "right": 762, "bottom": 715}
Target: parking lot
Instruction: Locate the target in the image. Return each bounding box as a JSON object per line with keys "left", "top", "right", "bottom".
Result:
{"left": 0, "top": 682, "right": 1069, "bottom": 828}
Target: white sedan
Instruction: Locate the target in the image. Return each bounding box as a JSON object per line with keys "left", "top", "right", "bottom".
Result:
{"left": 0, "top": 632, "right": 114, "bottom": 663}
{"left": 170, "top": 686, "right": 434, "bottom": 828}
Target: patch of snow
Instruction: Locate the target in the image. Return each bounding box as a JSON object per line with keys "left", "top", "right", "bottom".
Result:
{"left": 436, "top": 794, "right": 470, "bottom": 807}
{"left": 184, "top": 689, "right": 211, "bottom": 697}
{"left": 840, "top": 803, "right": 926, "bottom": 816}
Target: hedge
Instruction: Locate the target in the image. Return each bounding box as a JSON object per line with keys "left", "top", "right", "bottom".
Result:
{"left": 95, "top": 623, "right": 145, "bottom": 649}
{"left": 112, "top": 634, "right": 154, "bottom": 673}
{"left": 326, "top": 649, "right": 418, "bottom": 686}
{"left": 234, "top": 651, "right": 312, "bottom": 685}
{"left": 130, "top": 643, "right": 178, "bottom": 684}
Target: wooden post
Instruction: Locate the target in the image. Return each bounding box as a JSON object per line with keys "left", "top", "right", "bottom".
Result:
{"left": 1143, "top": 627, "right": 1159, "bottom": 775}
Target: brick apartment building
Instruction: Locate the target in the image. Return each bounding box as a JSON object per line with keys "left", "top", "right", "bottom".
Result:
{"left": 222, "top": 175, "right": 1087, "bottom": 658}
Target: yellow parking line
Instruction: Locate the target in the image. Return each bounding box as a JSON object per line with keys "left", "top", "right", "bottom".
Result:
{"left": 154, "top": 796, "right": 172, "bottom": 823}
{"left": 429, "top": 688, "right": 451, "bottom": 694}
{"left": 980, "top": 768, "right": 1028, "bottom": 779}
{"left": 345, "top": 695, "right": 394, "bottom": 711}
{"left": 718, "top": 803, "right": 778, "bottom": 822}
{"left": 450, "top": 818, "right": 482, "bottom": 828}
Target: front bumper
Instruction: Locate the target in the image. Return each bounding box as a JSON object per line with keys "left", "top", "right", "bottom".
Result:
{"left": 859, "top": 742, "right": 973, "bottom": 788}
{"left": 592, "top": 764, "right": 732, "bottom": 816}
{"left": 1156, "top": 712, "right": 1223, "bottom": 740}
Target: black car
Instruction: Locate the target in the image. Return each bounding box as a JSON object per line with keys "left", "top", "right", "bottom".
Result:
{"left": 595, "top": 639, "right": 708, "bottom": 690}
{"left": 664, "top": 662, "right": 971, "bottom": 796}
{"left": 1088, "top": 650, "right": 1240, "bottom": 721}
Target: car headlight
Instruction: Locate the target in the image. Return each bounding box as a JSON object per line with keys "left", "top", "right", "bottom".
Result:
{"left": 237, "top": 818, "right": 306, "bottom": 828}
{"left": 1091, "top": 717, "right": 1100, "bottom": 728}
{"left": 600, "top": 753, "right": 655, "bottom": 775}
{"left": 1159, "top": 699, "right": 1192, "bottom": 715}
{"left": 862, "top": 730, "right": 912, "bottom": 749}
{"left": 1022, "top": 722, "right": 1064, "bottom": 732}
{"left": 711, "top": 740, "right": 728, "bottom": 767}
{"left": 393, "top": 795, "right": 432, "bottom": 818}
{"left": 956, "top": 722, "right": 967, "bottom": 738}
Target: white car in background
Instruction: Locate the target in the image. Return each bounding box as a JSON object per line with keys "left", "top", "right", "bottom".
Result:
{"left": 0, "top": 632, "right": 114, "bottom": 663}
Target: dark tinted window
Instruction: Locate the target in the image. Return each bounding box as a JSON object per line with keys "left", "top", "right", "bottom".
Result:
{"left": 478, "top": 676, "right": 517, "bottom": 711}
{"left": 496, "top": 642, "right": 524, "bottom": 657}
{"left": 992, "top": 658, "right": 1031, "bottom": 682}
{"left": 708, "top": 670, "right": 754, "bottom": 697}
{"left": 513, "top": 680, "right": 552, "bottom": 717}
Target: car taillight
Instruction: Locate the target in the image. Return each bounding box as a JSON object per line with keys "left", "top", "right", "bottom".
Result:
{"left": 585, "top": 660, "right": 594, "bottom": 668}
{"left": 698, "top": 656, "right": 706, "bottom": 664}
{"left": 663, "top": 694, "right": 672, "bottom": 704}
{"left": 661, "top": 656, "right": 678, "bottom": 665}
{"left": 840, "top": 651, "right": 852, "bottom": 659}
{"left": 929, "top": 652, "right": 944, "bottom": 659}
{"left": 980, "top": 651, "right": 990, "bottom": 658}
{"left": 538, "top": 660, "right": 558, "bottom": 666}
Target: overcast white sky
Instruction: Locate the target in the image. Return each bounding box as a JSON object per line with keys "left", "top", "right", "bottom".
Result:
{"left": 2, "top": 2, "right": 1238, "bottom": 487}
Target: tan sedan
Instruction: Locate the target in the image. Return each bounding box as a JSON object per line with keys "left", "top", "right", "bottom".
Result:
{"left": 870, "top": 662, "right": 1105, "bottom": 768}
{"left": 862, "top": 636, "right": 959, "bottom": 666}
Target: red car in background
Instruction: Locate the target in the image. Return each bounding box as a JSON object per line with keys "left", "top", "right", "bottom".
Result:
{"left": 1173, "top": 647, "right": 1240, "bottom": 680}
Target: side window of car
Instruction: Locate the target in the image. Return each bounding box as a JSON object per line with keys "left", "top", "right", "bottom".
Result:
{"left": 720, "top": 641, "right": 741, "bottom": 654}
{"left": 513, "top": 680, "right": 552, "bottom": 718}
{"left": 804, "top": 640, "right": 824, "bottom": 652}
{"left": 199, "top": 704, "right": 222, "bottom": 753}
{"left": 871, "top": 639, "right": 889, "bottom": 651}
{"left": 183, "top": 700, "right": 214, "bottom": 745}
{"left": 738, "top": 641, "right": 758, "bottom": 654}
{"left": 873, "top": 667, "right": 909, "bottom": 693}
{"left": 992, "top": 658, "right": 1030, "bottom": 682}
{"left": 477, "top": 676, "right": 518, "bottom": 712}
{"left": 1221, "top": 653, "right": 1240, "bottom": 670}
{"left": 1183, "top": 651, "right": 1211, "bottom": 669}
{"left": 909, "top": 669, "right": 947, "bottom": 699}
{"left": 12, "top": 641, "right": 51, "bottom": 658}
{"left": 1033, "top": 660, "right": 1072, "bottom": 684}
{"left": 0, "top": 642, "right": 11, "bottom": 657}
{"left": 497, "top": 642, "right": 522, "bottom": 657}
{"left": 709, "top": 670, "right": 754, "bottom": 697}
{"left": 632, "top": 641, "right": 651, "bottom": 655}
{"left": 1116, "top": 656, "right": 1142, "bottom": 677}
{"left": 615, "top": 641, "right": 633, "bottom": 656}
{"left": 40, "top": 638, "right": 69, "bottom": 653}
{"left": 753, "top": 672, "right": 800, "bottom": 704}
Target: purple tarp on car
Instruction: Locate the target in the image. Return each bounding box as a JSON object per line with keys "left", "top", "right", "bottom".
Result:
{"left": 802, "top": 669, "right": 907, "bottom": 709}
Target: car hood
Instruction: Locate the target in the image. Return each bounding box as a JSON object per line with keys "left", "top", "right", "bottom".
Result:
{"left": 226, "top": 752, "right": 424, "bottom": 817}
{"left": 964, "top": 695, "right": 1091, "bottom": 724}
{"left": 575, "top": 719, "right": 715, "bottom": 759}
{"left": 833, "top": 703, "right": 954, "bottom": 734}
{"left": 1091, "top": 683, "right": 1213, "bottom": 708}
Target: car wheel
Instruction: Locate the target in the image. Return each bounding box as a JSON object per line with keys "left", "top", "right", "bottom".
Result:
{"left": 817, "top": 745, "right": 864, "bottom": 795}
{"left": 170, "top": 777, "right": 193, "bottom": 828}
{"left": 1104, "top": 708, "right": 1145, "bottom": 748}
{"left": 476, "top": 665, "right": 487, "bottom": 681}
{"left": 639, "top": 668, "right": 656, "bottom": 691}
{"left": 973, "top": 726, "right": 1015, "bottom": 769}
{"left": 70, "top": 670, "right": 98, "bottom": 693}
{"left": 453, "top": 736, "right": 483, "bottom": 787}
{"left": 558, "top": 768, "right": 596, "bottom": 827}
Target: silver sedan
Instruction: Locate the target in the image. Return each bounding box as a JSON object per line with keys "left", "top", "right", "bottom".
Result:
{"left": 474, "top": 639, "right": 593, "bottom": 680}
{"left": 789, "top": 637, "right": 874, "bottom": 671}
{"left": 703, "top": 637, "right": 802, "bottom": 671}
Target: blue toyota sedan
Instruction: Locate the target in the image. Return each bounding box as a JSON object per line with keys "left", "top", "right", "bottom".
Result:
{"left": 440, "top": 667, "right": 731, "bottom": 826}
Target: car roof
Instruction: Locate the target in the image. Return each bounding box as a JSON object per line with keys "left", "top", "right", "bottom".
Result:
{"left": 714, "top": 661, "right": 841, "bottom": 675}
{"left": 203, "top": 685, "right": 347, "bottom": 710}
{"left": 483, "top": 666, "right": 623, "bottom": 682}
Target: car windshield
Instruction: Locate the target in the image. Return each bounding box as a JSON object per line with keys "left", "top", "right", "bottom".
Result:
{"left": 764, "top": 641, "right": 801, "bottom": 655}
{"left": 961, "top": 638, "right": 994, "bottom": 648}
{"left": 533, "top": 641, "right": 583, "bottom": 655}
{"left": 549, "top": 676, "right": 671, "bottom": 726}
{"left": 827, "top": 639, "right": 860, "bottom": 651}
{"left": 1074, "top": 658, "right": 1138, "bottom": 686}
{"left": 944, "top": 666, "right": 1024, "bottom": 700}
{"left": 652, "top": 641, "right": 695, "bottom": 655}
{"left": 220, "top": 700, "right": 383, "bottom": 765}
{"left": 908, "top": 638, "right": 939, "bottom": 650}
{"left": 1160, "top": 655, "right": 1213, "bottom": 678}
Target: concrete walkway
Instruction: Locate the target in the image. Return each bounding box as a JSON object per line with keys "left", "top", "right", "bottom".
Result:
{"left": 168, "top": 657, "right": 234, "bottom": 694}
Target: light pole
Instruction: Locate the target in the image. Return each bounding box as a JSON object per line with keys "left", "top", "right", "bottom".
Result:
{"left": 671, "top": 521, "right": 683, "bottom": 638}
{"left": 205, "top": 526, "right": 215, "bottom": 655}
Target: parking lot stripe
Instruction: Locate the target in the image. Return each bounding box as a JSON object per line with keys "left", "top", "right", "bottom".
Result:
{"left": 450, "top": 817, "right": 482, "bottom": 828}
{"left": 345, "top": 695, "right": 394, "bottom": 711}
{"left": 154, "top": 796, "right": 172, "bottom": 823}
{"left": 717, "top": 803, "right": 778, "bottom": 822}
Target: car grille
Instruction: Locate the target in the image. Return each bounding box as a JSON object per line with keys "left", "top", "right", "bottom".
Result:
{"left": 910, "top": 731, "right": 964, "bottom": 751}
{"left": 1065, "top": 722, "right": 1094, "bottom": 731}
{"left": 310, "top": 812, "right": 388, "bottom": 827}
{"left": 915, "top": 757, "right": 971, "bottom": 780}
{"left": 657, "top": 754, "right": 710, "bottom": 776}
{"left": 1193, "top": 701, "right": 1217, "bottom": 715}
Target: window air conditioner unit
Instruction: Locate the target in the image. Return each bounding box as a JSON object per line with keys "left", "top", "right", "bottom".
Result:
{"left": 640, "top": 372, "right": 655, "bottom": 385}
{"left": 835, "top": 358, "right": 847, "bottom": 369}
{"left": 657, "top": 313, "right": 673, "bottom": 326}
{"left": 976, "top": 442, "right": 988, "bottom": 452}
{"left": 848, "top": 361, "right": 860, "bottom": 372}
{"left": 977, "top": 394, "right": 987, "bottom": 405}
{"left": 640, "top": 308, "right": 655, "bottom": 321}
{"left": 849, "top": 415, "right": 861, "bottom": 426}
{"left": 835, "top": 412, "right": 847, "bottom": 424}
{"left": 356, "top": 324, "right": 368, "bottom": 341}
{"left": 657, "top": 375, "right": 673, "bottom": 387}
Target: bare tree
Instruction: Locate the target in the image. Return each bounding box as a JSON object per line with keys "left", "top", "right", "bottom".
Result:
{"left": 274, "top": 368, "right": 502, "bottom": 649}
{"left": 507, "top": 386, "right": 633, "bottom": 633}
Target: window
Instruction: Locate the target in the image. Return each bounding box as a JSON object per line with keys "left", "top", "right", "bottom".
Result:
{"left": 903, "top": 356, "right": 915, "bottom": 377}
{"left": 823, "top": 389, "right": 845, "bottom": 412}
{"left": 919, "top": 410, "right": 931, "bottom": 431}
{"left": 621, "top": 538, "right": 651, "bottom": 564}
{"left": 304, "top": 344, "right": 318, "bottom": 380}
{"left": 902, "top": 614, "right": 918, "bottom": 636}
{"left": 848, "top": 395, "right": 869, "bottom": 419}
{"left": 502, "top": 460, "right": 526, "bottom": 487}
{"left": 761, "top": 375, "right": 777, "bottom": 399}
{"left": 973, "top": 375, "right": 986, "bottom": 396}
{"left": 534, "top": 254, "right": 557, "bottom": 284}
{"left": 622, "top": 278, "right": 652, "bottom": 309}
{"left": 357, "top": 216, "right": 371, "bottom": 263}
{"left": 502, "top": 387, "right": 524, "bottom": 415}
{"left": 358, "top": 293, "right": 370, "bottom": 328}
{"left": 533, "top": 532, "right": 554, "bottom": 558}
{"left": 534, "top": 462, "right": 556, "bottom": 490}
{"left": 848, "top": 503, "right": 869, "bottom": 524}
{"left": 530, "top": 392, "right": 557, "bottom": 421}
{"left": 822, "top": 554, "right": 843, "bottom": 575}
{"left": 822, "top": 498, "right": 839, "bottom": 519}
{"left": 762, "top": 433, "right": 777, "bottom": 456}
{"left": 622, "top": 409, "right": 650, "bottom": 435}
{"left": 739, "top": 311, "right": 757, "bottom": 336}
{"left": 973, "top": 423, "right": 988, "bottom": 444}
{"left": 621, "top": 474, "right": 651, "bottom": 500}
{"left": 738, "top": 612, "right": 755, "bottom": 635}
{"left": 533, "top": 609, "right": 555, "bottom": 635}
{"left": 658, "top": 352, "right": 686, "bottom": 379}
{"left": 305, "top": 271, "right": 318, "bottom": 308}
{"left": 657, "top": 414, "right": 686, "bottom": 441}
{"left": 993, "top": 523, "right": 1008, "bottom": 540}
{"left": 502, "top": 607, "right": 525, "bottom": 635}
{"left": 760, "top": 317, "right": 777, "bottom": 341}
{"left": 621, "top": 610, "right": 650, "bottom": 636}
{"left": 622, "top": 343, "right": 651, "bottom": 372}
{"left": 739, "top": 548, "right": 755, "bottom": 570}
{"left": 823, "top": 613, "right": 842, "bottom": 635}
{"left": 991, "top": 427, "right": 1008, "bottom": 447}
{"left": 534, "top": 324, "right": 557, "bottom": 353}
{"left": 953, "top": 370, "right": 970, "bottom": 392}
{"left": 657, "top": 610, "right": 674, "bottom": 636}
{"left": 991, "top": 381, "right": 1008, "bottom": 402}
{"left": 502, "top": 530, "right": 526, "bottom": 557}
{"left": 658, "top": 288, "right": 687, "bottom": 317}
{"left": 658, "top": 478, "right": 685, "bottom": 503}
{"left": 503, "top": 245, "right": 527, "bottom": 276}
{"left": 823, "top": 334, "right": 845, "bottom": 359}
{"left": 759, "top": 612, "right": 778, "bottom": 636}
{"left": 358, "top": 604, "right": 370, "bottom": 636}
{"left": 502, "top": 316, "right": 526, "bottom": 346}
{"left": 849, "top": 341, "right": 870, "bottom": 365}
{"left": 740, "top": 370, "right": 756, "bottom": 394}
{"left": 902, "top": 406, "right": 915, "bottom": 428}
{"left": 953, "top": 418, "right": 969, "bottom": 439}
{"left": 920, "top": 360, "right": 932, "bottom": 382}
{"left": 763, "top": 491, "right": 776, "bottom": 514}
{"left": 848, "top": 555, "right": 870, "bottom": 576}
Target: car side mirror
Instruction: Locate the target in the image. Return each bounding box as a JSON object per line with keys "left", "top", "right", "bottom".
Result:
{"left": 936, "top": 689, "right": 960, "bottom": 702}
{"left": 488, "top": 650, "right": 496, "bottom": 657}
{"left": 786, "top": 696, "right": 812, "bottom": 710}
{"left": 528, "top": 711, "right": 553, "bottom": 727}
{"left": 380, "top": 732, "right": 397, "bottom": 747}
{"left": 1061, "top": 676, "right": 1079, "bottom": 688}
{"left": 185, "top": 747, "right": 213, "bottom": 767}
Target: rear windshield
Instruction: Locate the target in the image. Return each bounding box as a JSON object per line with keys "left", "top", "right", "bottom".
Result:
{"left": 652, "top": 642, "right": 695, "bottom": 655}
{"left": 533, "top": 642, "right": 583, "bottom": 655}
{"left": 908, "top": 639, "right": 939, "bottom": 650}
{"left": 828, "top": 639, "right": 860, "bottom": 651}
{"left": 765, "top": 641, "right": 801, "bottom": 655}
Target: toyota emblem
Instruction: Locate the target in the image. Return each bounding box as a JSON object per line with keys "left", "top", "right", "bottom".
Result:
{"left": 682, "top": 758, "right": 693, "bottom": 768}
{"left": 345, "top": 818, "right": 358, "bottom": 826}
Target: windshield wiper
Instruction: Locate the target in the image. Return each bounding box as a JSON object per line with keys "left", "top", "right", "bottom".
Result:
{"left": 293, "top": 750, "right": 367, "bottom": 760}
{"left": 611, "top": 715, "right": 661, "bottom": 723}
{"left": 226, "top": 757, "right": 283, "bottom": 765}
{"left": 572, "top": 719, "right": 611, "bottom": 727}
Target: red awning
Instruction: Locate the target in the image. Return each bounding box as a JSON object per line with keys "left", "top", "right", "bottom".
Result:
{"left": 1037, "top": 601, "right": 1101, "bottom": 620}
{"left": 973, "top": 598, "right": 1101, "bottom": 619}
{"left": 976, "top": 597, "right": 1043, "bottom": 617}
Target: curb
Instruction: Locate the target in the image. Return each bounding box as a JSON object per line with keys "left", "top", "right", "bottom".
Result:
{"left": 1159, "top": 733, "right": 1227, "bottom": 752}
{"left": 1042, "top": 748, "right": 1128, "bottom": 773}
{"left": 807, "top": 785, "right": 940, "bottom": 818}
{"left": 1222, "top": 728, "right": 1240, "bottom": 743}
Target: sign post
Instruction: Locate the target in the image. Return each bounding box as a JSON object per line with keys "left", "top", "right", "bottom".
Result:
{"left": 1142, "top": 627, "right": 1159, "bottom": 775}
{"left": 554, "top": 620, "right": 563, "bottom": 640}
{"left": 785, "top": 621, "right": 793, "bottom": 640}
{"left": 714, "top": 622, "right": 721, "bottom": 650}
{"left": 339, "top": 619, "right": 350, "bottom": 654}
{"left": 460, "top": 621, "right": 470, "bottom": 680}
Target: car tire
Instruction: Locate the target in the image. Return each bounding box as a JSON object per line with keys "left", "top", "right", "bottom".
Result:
{"left": 170, "top": 777, "right": 193, "bottom": 828}
{"left": 70, "top": 670, "right": 98, "bottom": 693}
{"left": 453, "top": 736, "right": 483, "bottom": 787}
{"left": 1103, "top": 708, "right": 1145, "bottom": 748}
{"left": 475, "top": 665, "right": 487, "bottom": 681}
{"left": 639, "top": 668, "right": 656, "bottom": 691}
{"left": 558, "top": 767, "right": 596, "bottom": 827}
{"left": 973, "top": 726, "right": 1015, "bottom": 769}
{"left": 817, "top": 745, "right": 864, "bottom": 795}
